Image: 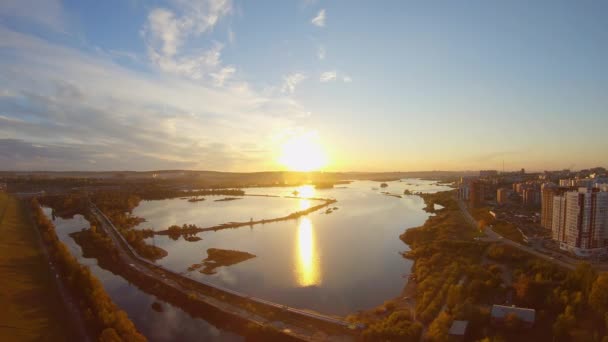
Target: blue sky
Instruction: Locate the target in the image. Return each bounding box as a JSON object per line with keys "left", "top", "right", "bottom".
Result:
{"left": 0, "top": 0, "right": 607, "bottom": 171}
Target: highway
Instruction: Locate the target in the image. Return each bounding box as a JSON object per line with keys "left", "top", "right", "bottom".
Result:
{"left": 88, "top": 202, "right": 360, "bottom": 341}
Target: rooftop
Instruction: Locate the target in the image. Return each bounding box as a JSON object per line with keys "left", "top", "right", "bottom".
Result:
{"left": 491, "top": 305, "right": 536, "bottom": 323}
{"left": 448, "top": 320, "right": 468, "bottom": 336}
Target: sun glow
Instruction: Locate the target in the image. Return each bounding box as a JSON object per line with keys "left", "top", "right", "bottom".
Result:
{"left": 278, "top": 132, "right": 327, "bottom": 172}
{"left": 294, "top": 217, "right": 321, "bottom": 287}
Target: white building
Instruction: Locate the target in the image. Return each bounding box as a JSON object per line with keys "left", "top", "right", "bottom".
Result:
{"left": 551, "top": 187, "right": 608, "bottom": 257}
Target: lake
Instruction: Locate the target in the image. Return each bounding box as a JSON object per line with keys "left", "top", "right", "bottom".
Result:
{"left": 46, "top": 178, "right": 451, "bottom": 340}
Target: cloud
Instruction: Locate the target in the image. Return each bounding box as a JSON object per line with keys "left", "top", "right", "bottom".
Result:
{"left": 0, "top": 27, "right": 307, "bottom": 171}
{"left": 317, "top": 46, "right": 325, "bottom": 60}
{"left": 282, "top": 73, "right": 307, "bottom": 94}
{"left": 311, "top": 9, "right": 326, "bottom": 27}
{"left": 143, "top": 0, "right": 233, "bottom": 80}
{"left": 210, "top": 66, "right": 236, "bottom": 86}
{"left": 0, "top": 0, "right": 66, "bottom": 32}
{"left": 320, "top": 71, "right": 337, "bottom": 82}
{"left": 319, "top": 71, "right": 352, "bottom": 83}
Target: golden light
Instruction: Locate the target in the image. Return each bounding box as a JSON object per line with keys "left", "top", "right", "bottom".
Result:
{"left": 278, "top": 132, "right": 327, "bottom": 172}
{"left": 294, "top": 217, "right": 321, "bottom": 287}
{"left": 296, "top": 185, "right": 315, "bottom": 198}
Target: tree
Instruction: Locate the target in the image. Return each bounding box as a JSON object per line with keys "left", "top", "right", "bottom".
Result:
{"left": 99, "top": 328, "right": 121, "bottom": 342}
{"left": 513, "top": 274, "right": 530, "bottom": 301}
{"left": 553, "top": 305, "right": 576, "bottom": 341}
{"left": 425, "top": 311, "right": 452, "bottom": 342}
{"left": 589, "top": 273, "right": 608, "bottom": 314}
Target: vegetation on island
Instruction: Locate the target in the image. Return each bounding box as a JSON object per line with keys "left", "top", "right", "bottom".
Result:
{"left": 214, "top": 197, "right": 243, "bottom": 202}
{"left": 155, "top": 198, "right": 337, "bottom": 237}
{"left": 90, "top": 193, "right": 168, "bottom": 260}
{"left": 188, "top": 248, "right": 256, "bottom": 274}
{"left": 30, "top": 198, "right": 146, "bottom": 341}
{"left": 187, "top": 197, "right": 205, "bottom": 202}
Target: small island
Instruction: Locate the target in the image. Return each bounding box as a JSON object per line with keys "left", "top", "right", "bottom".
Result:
{"left": 188, "top": 248, "right": 256, "bottom": 274}
{"left": 214, "top": 197, "right": 243, "bottom": 202}
{"left": 380, "top": 183, "right": 388, "bottom": 188}
{"left": 187, "top": 197, "right": 205, "bottom": 203}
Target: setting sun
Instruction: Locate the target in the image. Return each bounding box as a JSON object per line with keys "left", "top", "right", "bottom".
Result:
{"left": 278, "top": 132, "right": 327, "bottom": 172}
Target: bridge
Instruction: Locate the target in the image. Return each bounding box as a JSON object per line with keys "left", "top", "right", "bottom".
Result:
{"left": 88, "top": 202, "right": 363, "bottom": 341}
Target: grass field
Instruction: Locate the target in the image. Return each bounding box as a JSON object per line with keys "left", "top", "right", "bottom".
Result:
{"left": 0, "top": 193, "right": 68, "bottom": 341}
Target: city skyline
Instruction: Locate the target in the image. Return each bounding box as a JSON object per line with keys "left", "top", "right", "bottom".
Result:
{"left": 1, "top": 0, "right": 608, "bottom": 172}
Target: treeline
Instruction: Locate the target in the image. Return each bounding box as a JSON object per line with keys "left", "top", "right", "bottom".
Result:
{"left": 30, "top": 198, "right": 146, "bottom": 341}
{"left": 39, "top": 194, "right": 88, "bottom": 219}
{"left": 137, "top": 187, "right": 244, "bottom": 200}
{"left": 487, "top": 244, "right": 608, "bottom": 341}
{"left": 91, "top": 192, "right": 167, "bottom": 260}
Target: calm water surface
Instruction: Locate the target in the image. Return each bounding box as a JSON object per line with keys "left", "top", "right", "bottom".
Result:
{"left": 140, "top": 179, "right": 451, "bottom": 315}
{"left": 46, "top": 178, "right": 450, "bottom": 340}
{"left": 44, "top": 209, "right": 243, "bottom": 341}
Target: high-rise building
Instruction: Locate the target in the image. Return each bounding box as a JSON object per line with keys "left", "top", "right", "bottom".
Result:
{"left": 523, "top": 188, "right": 541, "bottom": 207}
{"left": 551, "top": 188, "right": 608, "bottom": 257}
{"left": 470, "top": 180, "right": 487, "bottom": 208}
{"left": 497, "top": 188, "right": 511, "bottom": 205}
{"left": 541, "top": 183, "right": 558, "bottom": 230}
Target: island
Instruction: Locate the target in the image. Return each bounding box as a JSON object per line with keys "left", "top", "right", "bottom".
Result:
{"left": 188, "top": 248, "right": 256, "bottom": 275}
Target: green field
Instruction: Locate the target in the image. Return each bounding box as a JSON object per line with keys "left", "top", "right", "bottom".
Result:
{"left": 0, "top": 193, "right": 68, "bottom": 341}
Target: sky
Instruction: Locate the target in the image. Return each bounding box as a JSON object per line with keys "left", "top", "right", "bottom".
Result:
{"left": 0, "top": 0, "right": 607, "bottom": 172}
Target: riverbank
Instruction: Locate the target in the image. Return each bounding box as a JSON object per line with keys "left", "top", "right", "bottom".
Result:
{"left": 350, "top": 190, "right": 489, "bottom": 340}
{"left": 0, "top": 194, "right": 71, "bottom": 341}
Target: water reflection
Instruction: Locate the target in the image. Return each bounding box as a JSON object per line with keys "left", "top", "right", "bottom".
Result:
{"left": 295, "top": 217, "right": 321, "bottom": 287}
{"left": 296, "top": 185, "right": 315, "bottom": 198}
{"left": 299, "top": 199, "right": 311, "bottom": 210}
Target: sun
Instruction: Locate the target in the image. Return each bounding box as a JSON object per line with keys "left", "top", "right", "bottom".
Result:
{"left": 278, "top": 132, "right": 327, "bottom": 172}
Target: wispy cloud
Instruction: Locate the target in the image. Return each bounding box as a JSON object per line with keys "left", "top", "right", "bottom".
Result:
{"left": 320, "top": 71, "right": 337, "bottom": 82}
{"left": 142, "top": 0, "right": 233, "bottom": 80}
{"left": 282, "top": 73, "right": 307, "bottom": 94}
{"left": 319, "top": 71, "right": 352, "bottom": 83}
{"left": 0, "top": 27, "right": 306, "bottom": 171}
{"left": 210, "top": 66, "right": 236, "bottom": 86}
{"left": 311, "top": 9, "right": 326, "bottom": 27}
{"left": 317, "top": 46, "right": 325, "bottom": 60}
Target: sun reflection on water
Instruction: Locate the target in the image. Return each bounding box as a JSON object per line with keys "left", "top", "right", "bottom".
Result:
{"left": 296, "top": 185, "right": 315, "bottom": 198}
{"left": 294, "top": 217, "right": 321, "bottom": 287}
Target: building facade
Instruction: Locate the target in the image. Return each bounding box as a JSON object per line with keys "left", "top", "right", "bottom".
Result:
{"left": 541, "top": 183, "right": 557, "bottom": 230}
{"left": 523, "top": 188, "right": 541, "bottom": 207}
{"left": 497, "top": 188, "right": 511, "bottom": 205}
{"left": 551, "top": 187, "right": 608, "bottom": 257}
{"left": 469, "top": 180, "right": 487, "bottom": 208}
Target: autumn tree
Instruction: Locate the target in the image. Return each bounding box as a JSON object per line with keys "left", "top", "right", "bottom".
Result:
{"left": 589, "top": 273, "right": 608, "bottom": 314}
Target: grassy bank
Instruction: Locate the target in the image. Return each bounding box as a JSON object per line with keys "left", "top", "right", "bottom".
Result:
{"left": 0, "top": 193, "right": 69, "bottom": 341}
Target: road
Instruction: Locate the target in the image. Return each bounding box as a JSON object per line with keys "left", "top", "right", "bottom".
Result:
{"left": 458, "top": 200, "right": 608, "bottom": 272}
{"left": 89, "top": 203, "right": 357, "bottom": 341}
